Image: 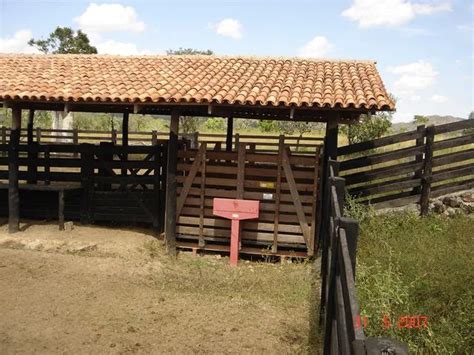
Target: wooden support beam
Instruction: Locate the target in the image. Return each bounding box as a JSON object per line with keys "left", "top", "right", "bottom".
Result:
{"left": 9, "top": 107, "right": 21, "bottom": 233}
{"left": 226, "top": 116, "right": 234, "bottom": 152}
{"left": 165, "top": 109, "right": 180, "bottom": 256}
{"left": 122, "top": 112, "right": 129, "bottom": 146}
{"left": 27, "top": 109, "right": 35, "bottom": 145}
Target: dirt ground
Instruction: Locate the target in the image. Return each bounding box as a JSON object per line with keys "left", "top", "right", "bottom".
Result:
{"left": 0, "top": 219, "right": 317, "bottom": 354}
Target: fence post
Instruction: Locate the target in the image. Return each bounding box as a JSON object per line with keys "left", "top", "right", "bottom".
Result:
{"left": 412, "top": 125, "right": 425, "bottom": 195}
{"left": 36, "top": 127, "right": 42, "bottom": 144}
{"left": 111, "top": 129, "right": 117, "bottom": 145}
{"left": 151, "top": 130, "right": 158, "bottom": 146}
{"left": 339, "top": 217, "right": 359, "bottom": 274}
{"left": 80, "top": 143, "right": 94, "bottom": 224}
{"left": 72, "top": 128, "right": 79, "bottom": 158}
{"left": 1, "top": 126, "right": 6, "bottom": 157}
{"left": 234, "top": 133, "right": 240, "bottom": 151}
{"left": 420, "top": 125, "right": 435, "bottom": 216}
{"left": 192, "top": 131, "right": 199, "bottom": 149}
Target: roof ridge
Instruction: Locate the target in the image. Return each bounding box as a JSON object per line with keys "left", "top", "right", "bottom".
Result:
{"left": 0, "top": 53, "right": 377, "bottom": 64}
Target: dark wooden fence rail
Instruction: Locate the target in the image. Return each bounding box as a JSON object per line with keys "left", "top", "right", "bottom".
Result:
{"left": 0, "top": 126, "right": 323, "bottom": 154}
{"left": 319, "top": 160, "right": 408, "bottom": 354}
{"left": 338, "top": 119, "right": 474, "bottom": 211}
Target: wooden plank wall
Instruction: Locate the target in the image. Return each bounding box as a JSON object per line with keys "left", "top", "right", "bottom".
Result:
{"left": 175, "top": 142, "right": 322, "bottom": 257}
{"left": 338, "top": 119, "right": 474, "bottom": 209}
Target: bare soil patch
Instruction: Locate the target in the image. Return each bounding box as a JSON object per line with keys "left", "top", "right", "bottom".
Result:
{"left": 0, "top": 220, "right": 315, "bottom": 354}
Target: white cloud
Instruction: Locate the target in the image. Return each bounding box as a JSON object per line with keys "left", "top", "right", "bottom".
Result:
{"left": 209, "top": 18, "right": 243, "bottom": 39}
{"left": 388, "top": 60, "right": 438, "bottom": 94}
{"left": 95, "top": 39, "right": 151, "bottom": 55}
{"left": 298, "top": 36, "right": 333, "bottom": 58}
{"left": 75, "top": 3, "right": 145, "bottom": 34}
{"left": 342, "top": 0, "right": 451, "bottom": 28}
{"left": 0, "top": 29, "right": 39, "bottom": 53}
{"left": 430, "top": 94, "right": 448, "bottom": 103}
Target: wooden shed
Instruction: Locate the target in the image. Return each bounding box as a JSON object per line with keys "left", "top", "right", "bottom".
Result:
{"left": 0, "top": 54, "right": 394, "bottom": 257}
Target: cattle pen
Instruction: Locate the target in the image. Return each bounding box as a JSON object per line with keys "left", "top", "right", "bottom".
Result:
{"left": 0, "top": 54, "right": 410, "bottom": 354}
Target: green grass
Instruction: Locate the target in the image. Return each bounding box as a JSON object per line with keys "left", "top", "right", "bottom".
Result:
{"left": 354, "top": 210, "right": 473, "bottom": 354}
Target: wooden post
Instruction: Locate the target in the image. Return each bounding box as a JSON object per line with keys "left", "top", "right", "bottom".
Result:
{"left": 1, "top": 126, "right": 6, "bottom": 157}
{"left": 36, "top": 127, "right": 41, "bottom": 144}
{"left": 73, "top": 128, "right": 79, "bottom": 158}
{"left": 199, "top": 142, "right": 207, "bottom": 247}
{"left": 272, "top": 135, "right": 284, "bottom": 253}
{"left": 340, "top": 217, "right": 359, "bottom": 274}
{"left": 26, "top": 109, "right": 36, "bottom": 184}
{"left": 80, "top": 143, "right": 94, "bottom": 224}
{"left": 226, "top": 116, "right": 234, "bottom": 152}
{"left": 165, "top": 109, "right": 180, "bottom": 256}
{"left": 153, "top": 143, "right": 161, "bottom": 232}
{"left": 236, "top": 142, "right": 246, "bottom": 199}
{"left": 8, "top": 107, "right": 21, "bottom": 233}
{"left": 192, "top": 131, "right": 199, "bottom": 149}
{"left": 151, "top": 130, "right": 158, "bottom": 146}
{"left": 122, "top": 112, "right": 129, "bottom": 147}
{"left": 420, "top": 125, "right": 435, "bottom": 216}
{"left": 412, "top": 125, "right": 425, "bottom": 194}
{"left": 234, "top": 133, "right": 240, "bottom": 151}
{"left": 58, "top": 190, "right": 65, "bottom": 231}
{"left": 111, "top": 129, "right": 118, "bottom": 145}
{"left": 44, "top": 146, "right": 51, "bottom": 185}
{"left": 121, "top": 113, "right": 130, "bottom": 186}
{"left": 27, "top": 109, "right": 34, "bottom": 145}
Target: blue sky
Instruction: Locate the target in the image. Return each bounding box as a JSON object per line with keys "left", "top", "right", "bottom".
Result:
{"left": 0, "top": 0, "right": 472, "bottom": 122}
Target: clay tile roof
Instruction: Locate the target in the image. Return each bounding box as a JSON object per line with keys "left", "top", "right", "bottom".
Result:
{"left": 0, "top": 54, "right": 395, "bottom": 111}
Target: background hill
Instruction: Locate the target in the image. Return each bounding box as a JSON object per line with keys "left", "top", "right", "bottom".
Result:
{"left": 391, "top": 115, "right": 466, "bottom": 133}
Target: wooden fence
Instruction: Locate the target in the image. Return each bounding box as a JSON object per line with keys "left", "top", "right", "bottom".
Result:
{"left": 319, "top": 160, "right": 408, "bottom": 354}
{"left": 0, "top": 142, "right": 168, "bottom": 229}
{"left": 175, "top": 140, "right": 321, "bottom": 257}
{"left": 338, "top": 119, "right": 474, "bottom": 211}
{"left": 0, "top": 126, "right": 323, "bottom": 154}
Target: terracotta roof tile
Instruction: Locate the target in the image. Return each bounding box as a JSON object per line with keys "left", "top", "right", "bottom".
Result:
{"left": 0, "top": 54, "right": 395, "bottom": 110}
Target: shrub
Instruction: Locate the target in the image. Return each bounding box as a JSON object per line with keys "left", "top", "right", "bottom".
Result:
{"left": 204, "top": 117, "right": 226, "bottom": 131}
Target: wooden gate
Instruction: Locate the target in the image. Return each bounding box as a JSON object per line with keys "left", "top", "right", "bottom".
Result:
{"left": 175, "top": 141, "right": 321, "bottom": 257}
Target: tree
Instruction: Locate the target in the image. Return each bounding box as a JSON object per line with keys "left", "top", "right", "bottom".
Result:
{"left": 167, "top": 48, "right": 214, "bottom": 133}
{"left": 28, "top": 27, "right": 97, "bottom": 54}
{"left": 341, "top": 112, "right": 392, "bottom": 145}
{"left": 413, "top": 115, "right": 429, "bottom": 125}
{"left": 166, "top": 48, "right": 213, "bottom": 55}
{"left": 469, "top": 111, "right": 474, "bottom": 120}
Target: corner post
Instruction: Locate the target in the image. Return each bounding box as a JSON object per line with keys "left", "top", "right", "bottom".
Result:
{"left": 9, "top": 107, "right": 22, "bottom": 233}
{"left": 165, "top": 109, "right": 180, "bottom": 256}
{"left": 226, "top": 116, "right": 234, "bottom": 152}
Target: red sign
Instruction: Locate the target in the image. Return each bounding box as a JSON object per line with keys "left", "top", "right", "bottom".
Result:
{"left": 213, "top": 198, "right": 260, "bottom": 266}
